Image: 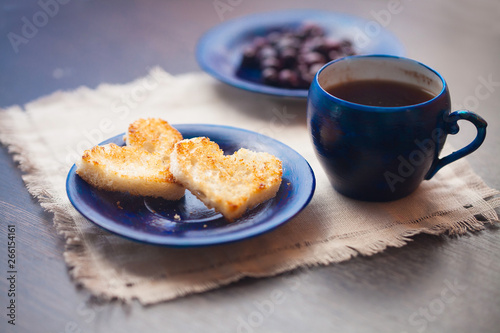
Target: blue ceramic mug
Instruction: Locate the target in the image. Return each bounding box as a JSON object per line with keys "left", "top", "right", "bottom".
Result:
{"left": 307, "top": 55, "right": 487, "bottom": 201}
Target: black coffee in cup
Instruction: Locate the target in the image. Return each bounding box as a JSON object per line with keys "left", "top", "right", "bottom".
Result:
{"left": 324, "top": 79, "right": 435, "bottom": 107}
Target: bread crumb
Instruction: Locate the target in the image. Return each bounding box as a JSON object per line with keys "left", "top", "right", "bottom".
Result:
{"left": 174, "top": 214, "right": 181, "bottom": 221}
{"left": 117, "top": 201, "right": 123, "bottom": 209}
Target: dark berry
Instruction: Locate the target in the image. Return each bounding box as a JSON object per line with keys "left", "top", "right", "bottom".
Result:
{"left": 298, "top": 22, "right": 325, "bottom": 38}
{"left": 328, "top": 50, "right": 341, "bottom": 61}
{"left": 323, "top": 38, "right": 343, "bottom": 53}
{"left": 278, "top": 69, "right": 299, "bottom": 88}
{"left": 241, "top": 46, "right": 258, "bottom": 67}
{"left": 258, "top": 46, "right": 277, "bottom": 60}
{"left": 267, "top": 31, "right": 283, "bottom": 45}
{"left": 262, "top": 67, "right": 279, "bottom": 85}
{"left": 309, "top": 63, "right": 324, "bottom": 76}
{"left": 276, "top": 36, "right": 300, "bottom": 50}
{"left": 260, "top": 57, "right": 281, "bottom": 70}
{"left": 280, "top": 48, "right": 297, "bottom": 68}
{"left": 301, "top": 52, "right": 325, "bottom": 66}
{"left": 252, "top": 36, "right": 268, "bottom": 50}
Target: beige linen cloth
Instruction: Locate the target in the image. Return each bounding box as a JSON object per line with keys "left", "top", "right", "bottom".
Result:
{"left": 1, "top": 68, "right": 499, "bottom": 304}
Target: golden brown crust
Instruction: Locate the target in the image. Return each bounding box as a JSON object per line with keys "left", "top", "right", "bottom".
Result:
{"left": 170, "top": 137, "right": 283, "bottom": 221}
{"left": 126, "top": 118, "right": 182, "bottom": 155}
{"left": 76, "top": 119, "right": 185, "bottom": 200}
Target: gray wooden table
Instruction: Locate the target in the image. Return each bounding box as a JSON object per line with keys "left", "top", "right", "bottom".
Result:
{"left": 1, "top": 1, "right": 499, "bottom": 332}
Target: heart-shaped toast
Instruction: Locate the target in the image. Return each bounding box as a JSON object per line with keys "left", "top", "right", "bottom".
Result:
{"left": 170, "top": 137, "right": 283, "bottom": 221}
{"left": 76, "top": 118, "right": 185, "bottom": 200}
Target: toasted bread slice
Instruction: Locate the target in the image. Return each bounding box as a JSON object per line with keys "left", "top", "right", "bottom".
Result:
{"left": 76, "top": 143, "right": 185, "bottom": 200}
{"left": 170, "top": 137, "right": 283, "bottom": 221}
{"left": 77, "top": 118, "right": 184, "bottom": 200}
{"left": 126, "top": 118, "right": 182, "bottom": 156}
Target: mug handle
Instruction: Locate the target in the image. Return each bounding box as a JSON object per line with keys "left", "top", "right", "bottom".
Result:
{"left": 425, "top": 110, "right": 487, "bottom": 180}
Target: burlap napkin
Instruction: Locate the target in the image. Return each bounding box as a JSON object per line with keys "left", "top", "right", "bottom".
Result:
{"left": 1, "top": 68, "right": 499, "bottom": 304}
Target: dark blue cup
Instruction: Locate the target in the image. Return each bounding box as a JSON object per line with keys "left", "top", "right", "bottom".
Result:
{"left": 307, "top": 55, "right": 487, "bottom": 201}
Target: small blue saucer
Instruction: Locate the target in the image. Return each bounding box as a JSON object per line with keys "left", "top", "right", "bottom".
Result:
{"left": 66, "top": 124, "right": 316, "bottom": 247}
{"left": 196, "top": 9, "right": 405, "bottom": 99}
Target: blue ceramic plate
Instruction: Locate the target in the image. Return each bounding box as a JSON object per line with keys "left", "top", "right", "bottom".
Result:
{"left": 66, "top": 124, "right": 316, "bottom": 247}
{"left": 196, "top": 9, "right": 405, "bottom": 99}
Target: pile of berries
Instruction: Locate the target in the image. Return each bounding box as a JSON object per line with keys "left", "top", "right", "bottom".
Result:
{"left": 238, "top": 22, "right": 357, "bottom": 89}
